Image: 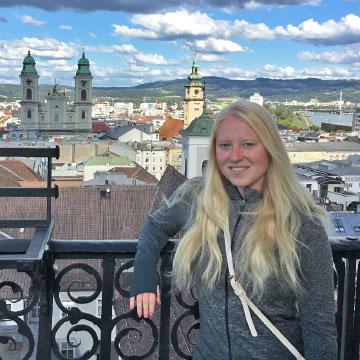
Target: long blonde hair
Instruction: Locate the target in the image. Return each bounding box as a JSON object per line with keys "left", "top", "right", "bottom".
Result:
{"left": 172, "top": 100, "right": 329, "bottom": 296}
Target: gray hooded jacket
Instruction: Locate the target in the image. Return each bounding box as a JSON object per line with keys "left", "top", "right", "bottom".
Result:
{"left": 131, "top": 177, "right": 338, "bottom": 359}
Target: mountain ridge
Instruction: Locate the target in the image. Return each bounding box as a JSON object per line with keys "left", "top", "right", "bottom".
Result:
{"left": 1, "top": 77, "right": 360, "bottom": 103}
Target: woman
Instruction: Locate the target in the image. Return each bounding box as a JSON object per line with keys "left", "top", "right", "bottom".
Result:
{"left": 130, "top": 100, "right": 337, "bottom": 359}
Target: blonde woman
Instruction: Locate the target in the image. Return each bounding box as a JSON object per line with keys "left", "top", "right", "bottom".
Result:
{"left": 130, "top": 100, "right": 337, "bottom": 359}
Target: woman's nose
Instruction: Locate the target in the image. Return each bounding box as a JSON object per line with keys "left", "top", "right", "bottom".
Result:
{"left": 229, "top": 146, "right": 243, "bottom": 161}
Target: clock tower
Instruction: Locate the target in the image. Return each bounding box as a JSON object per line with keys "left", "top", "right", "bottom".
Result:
{"left": 183, "top": 60, "right": 205, "bottom": 128}
{"left": 74, "top": 51, "right": 92, "bottom": 130}
{"left": 19, "top": 51, "right": 40, "bottom": 129}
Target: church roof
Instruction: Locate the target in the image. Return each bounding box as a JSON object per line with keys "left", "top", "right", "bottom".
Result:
{"left": 181, "top": 110, "right": 215, "bottom": 137}
{"left": 84, "top": 152, "right": 132, "bottom": 166}
{"left": 76, "top": 51, "right": 91, "bottom": 76}
{"left": 187, "top": 60, "right": 203, "bottom": 85}
{"left": 21, "top": 51, "right": 38, "bottom": 76}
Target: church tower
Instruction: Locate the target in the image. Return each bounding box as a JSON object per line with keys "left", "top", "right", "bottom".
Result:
{"left": 183, "top": 60, "right": 205, "bottom": 128}
{"left": 74, "top": 51, "right": 92, "bottom": 130}
{"left": 19, "top": 51, "right": 40, "bottom": 129}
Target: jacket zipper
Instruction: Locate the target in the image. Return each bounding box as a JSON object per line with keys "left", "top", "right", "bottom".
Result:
{"left": 225, "top": 199, "right": 246, "bottom": 359}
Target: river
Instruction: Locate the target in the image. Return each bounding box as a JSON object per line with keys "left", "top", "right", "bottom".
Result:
{"left": 307, "top": 111, "right": 353, "bottom": 127}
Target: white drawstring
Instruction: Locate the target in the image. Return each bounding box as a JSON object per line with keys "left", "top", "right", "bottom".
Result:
{"left": 224, "top": 229, "right": 305, "bottom": 360}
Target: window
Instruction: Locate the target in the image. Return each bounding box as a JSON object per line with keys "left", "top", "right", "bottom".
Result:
{"left": 26, "top": 88, "right": 32, "bottom": 100}
{"left": 81, "top": 89, "right": 87, "bottom": 101}
{"left": 145, "top": 158, "right": 149, "bottom": 163}
{"left": 334, "top": 219, "right": 345, "bottom": 233}
{"left": 40, "top": 115, "right": 45, "bottom": 122}
{"left": 354, "top": 226, "right": 360, "bottom": 232}
{"left": 61, "top": 341, "right": 75, "bottom": 359}
{"left": 61, "top": 301, "right": 74, "bottom": 318}
{"left": 68, "top": 116, "right": 73, "bottom": 122}
{"left": 81, "top": 110, "right": 86, "bottom": 119}
{"left": 54, "top": 114, "right": 59, "bottom": 122}
{"left": 27, "top": 110, "right": 31, "bottom": 119}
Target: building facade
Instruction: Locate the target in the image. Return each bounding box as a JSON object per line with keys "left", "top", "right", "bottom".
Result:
{"left": 352, "top": 106, "right": 360, "bottom": 132}
{"left": 20, "top": 51, "right": 92, "bottom": 131}
{"left": 183, "top": 60, "right": 205, "bottom": 129}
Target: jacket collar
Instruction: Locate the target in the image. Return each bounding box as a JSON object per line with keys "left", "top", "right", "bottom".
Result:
{"left": 222, "top": 175, "right": 263, "bottom": 202}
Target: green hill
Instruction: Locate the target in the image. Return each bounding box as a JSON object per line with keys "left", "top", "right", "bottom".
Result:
{"left": 1, "top": 77, "right": 360, "bottom": 103}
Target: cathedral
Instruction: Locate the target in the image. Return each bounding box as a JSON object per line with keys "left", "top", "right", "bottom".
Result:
{"left": 19, "top": 51, "right": 93, "bottom": 131}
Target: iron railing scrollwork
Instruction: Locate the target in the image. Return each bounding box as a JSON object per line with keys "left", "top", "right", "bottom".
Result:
{"left": 0, "top": 238, "right": 359, "bottom": 359}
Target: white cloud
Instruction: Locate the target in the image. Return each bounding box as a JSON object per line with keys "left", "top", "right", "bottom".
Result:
{"left": 132, "top": 52, "right": 168, "bottom": 65}
{"left": 275, "top": 14, "right": 360, "bottom": 45}
{"left": 112, "top": 44, "right": 138, "bottom": 54}
{"left": 259, "top": 64, "right": 296, "bottom": 78}
{"left": 89, "top": 33, "right": 98, "bottom": 39}
{"left": 59, "top": 25, "right": 73, "bottom": 30}
{"left": 88, "top": 43, "right": 168, "bottom": 65}
{"left": 0, "top": 37, "right": 76, "bottom": 60}
{"left": 299, "top": 66, "right": 352, "bottom": 79}
{"left": 197, "top": 53, "right": 225, "bottom": 62}
{"left": 18, "top": 15, "right": 45, "bottom": 26}
{"left": 111, "top": 10, "right": 360, "bottom": 48}
{"left": 113, "top": 10, "right": 230, "bottom": 40}
{"left": 192, "top": 39, "right": 247, "bottom": 53}
{"left": 299, "top": 45, "right": 360, "bottom": 64}
{"left": 112, "top": 24, "right": 157, "bottom": 39}
{"left": 233, "top": 20, "right": 275, "bottom": 40}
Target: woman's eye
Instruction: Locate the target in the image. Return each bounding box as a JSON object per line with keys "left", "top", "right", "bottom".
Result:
{"left": 243, "top": 142, "right": 255, "bottom": 148}
{"left": 219, "top": 143, "right": 231, "bottom": 149}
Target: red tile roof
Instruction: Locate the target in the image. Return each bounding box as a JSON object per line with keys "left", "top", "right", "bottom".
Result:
{"left": 159, "top": 118, "right": 183, "bottom": 140}
{"left": 108, "top": 163, "right": 158, "bottom": 184}
{"left": 92, "top": 122, "right": 110, "bottom": 133}
{"left": 0, "top": 185, "right": 157, "bottom": 240}
{"left": 0, "top": 160, "right": 43, "bottom": 184}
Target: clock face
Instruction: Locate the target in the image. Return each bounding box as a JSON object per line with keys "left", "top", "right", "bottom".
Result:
{"left": 80, "top": 80, "right": 88, "bottom": 87}
{"left": 26, "top": 78, "right": 32, "bottom": 85}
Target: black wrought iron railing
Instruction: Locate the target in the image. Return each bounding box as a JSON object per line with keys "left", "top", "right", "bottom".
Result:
{"left": 0, "top": 237, "right": 359, "bottom": 359}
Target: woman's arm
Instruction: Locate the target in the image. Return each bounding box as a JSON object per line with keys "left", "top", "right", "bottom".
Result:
{"left": 297, "top": 216, "right": 338, "bottom": 359}
{"left": 130, "top": 179, "right": 199, "bottom": 317}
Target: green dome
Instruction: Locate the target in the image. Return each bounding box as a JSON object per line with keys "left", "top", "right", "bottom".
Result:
{"left": 21, "top": 51, "right": 38, "bottom": 76}
{"left": 181, "top": 110, "right": 214, "bottom": 137}
{"left": 187, "top": 60, "right": 203, "bottom": 84}
{"left": 76, "top": 51, "right": 91, "bottom": 76}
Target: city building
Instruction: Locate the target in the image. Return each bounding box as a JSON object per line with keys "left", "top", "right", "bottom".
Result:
{"left": 20, "top": 51, "right": 92, "bottom": 132}
{"left": 183, "top": 60, "right": 205, "bottom": 128}
{"left": 249, "top": 92, "right": 264, "bottom": 106}
{"left": 286, "top": 142, "right": 360, "bottom": 163}
{"left": 133, "top": 142, "right": 167, "bottom": 180}
{"left": 83, "top": 152, "right": 135, "bottom": 181}
{"left": 181, "top": 110, "right": 214, "bottom": 178}
{"left": 352, "top": 105, "right": 360, "bottom": 132}
{"left": 101, "top": 124, "right": 159, "bottom": 142}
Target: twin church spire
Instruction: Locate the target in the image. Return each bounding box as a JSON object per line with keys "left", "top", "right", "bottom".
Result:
{"left": 19, "top": 50, "right": 92, "bottom": 131}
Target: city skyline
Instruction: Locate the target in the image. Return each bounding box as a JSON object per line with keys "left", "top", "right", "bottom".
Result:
{"left": 0, "top": 0, "right": 359, "bottom": 87}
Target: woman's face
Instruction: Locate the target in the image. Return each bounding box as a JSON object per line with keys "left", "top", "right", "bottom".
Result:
{"left": 215, "top": 113, "right": 270, "bottom": 196}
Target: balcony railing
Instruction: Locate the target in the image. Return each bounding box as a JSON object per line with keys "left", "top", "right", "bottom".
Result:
{"left": 0, "top": 147, "right": 359, "bottom": 360}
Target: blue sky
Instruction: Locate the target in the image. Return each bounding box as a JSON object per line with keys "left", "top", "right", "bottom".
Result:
{"left": 0, "top": 0, "right": 359, "bottom": 87}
